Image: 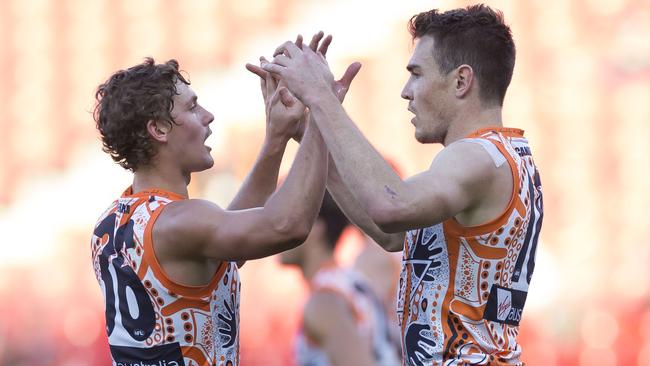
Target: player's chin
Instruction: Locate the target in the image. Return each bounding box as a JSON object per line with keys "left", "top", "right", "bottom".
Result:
{"left": 414, "top": 130, "right": 428, "bottom": 144}
{"left": 204, "top": 157, "right": 215, "bottom": 169}
{"left": 195, "top": 156, "right": 215, "bottom": 172}
{"left": 414, "top": 129, "right": 438, "bottom": 144}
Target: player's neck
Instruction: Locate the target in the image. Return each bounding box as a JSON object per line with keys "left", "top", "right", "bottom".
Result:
{"left": 443, "top": 105, "right": 503, "bottom": 146}
{"left": 132, "top": 164, "right": 190, "bottom": 198}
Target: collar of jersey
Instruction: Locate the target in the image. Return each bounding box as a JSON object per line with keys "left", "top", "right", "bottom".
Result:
{"left": 467, "top": 126, "right": 525, "bottom": 138}
{"left": 121, "top": 186, "right": 187, "bottom": 201}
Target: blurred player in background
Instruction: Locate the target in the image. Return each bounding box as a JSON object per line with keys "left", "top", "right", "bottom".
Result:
{"left": 279, "top": 192, "right": 401, "bottom": 366}
{"left": 353, "top": 234, "right": 402, "bottom": 351}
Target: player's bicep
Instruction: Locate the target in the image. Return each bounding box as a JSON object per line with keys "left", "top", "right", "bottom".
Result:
{"left": 398, "top": 142, "right": 497, "bottom": 229}
{"left": 158, "top": 200, "right": 303, "bottom": 262}
{"left": 207, "top": 208, "right": 303, "bottom": 260}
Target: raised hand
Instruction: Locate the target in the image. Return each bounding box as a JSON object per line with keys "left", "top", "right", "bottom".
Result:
{"left": 263, "top": 32, "right": 362, "bottom": 107}
{"left": 246, "top": 56, "right": 305, "bottom": 142}
{"left": 303, "top": 31, "right": 362, "bottom": 103}
{"left": 263, "top": 41, "right": 333, "bottom": 105}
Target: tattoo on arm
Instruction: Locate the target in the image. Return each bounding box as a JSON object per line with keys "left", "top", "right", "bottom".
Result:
{"left": 384, "top": 185, "right": 398, "bottom": 199}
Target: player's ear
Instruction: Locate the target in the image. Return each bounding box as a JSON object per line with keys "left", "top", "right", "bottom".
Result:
{"left": 454, "top": 64, "right": 474, "bottom": 98}
{"left": 147, "top": 119, "right": 172, "bottom": 142}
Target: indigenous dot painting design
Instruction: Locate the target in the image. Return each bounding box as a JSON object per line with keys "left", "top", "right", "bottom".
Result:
{"left": 397, "top": 128, "right": 543, "bottom": 365}
{"left": 91, "top": 188, "right": 240, "bottom": 366}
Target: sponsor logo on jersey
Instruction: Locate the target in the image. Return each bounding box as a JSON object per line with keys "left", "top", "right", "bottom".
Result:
{"left": 483, "top": 285, "right": 527, "bottom": 326}
{"left": 110, "top": 343, "right": 184, "bottom": 366}
{"left": 496, "top": 287, "right": 512, "bottom": 322}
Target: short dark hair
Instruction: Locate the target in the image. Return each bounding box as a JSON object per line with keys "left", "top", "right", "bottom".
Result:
{"left": 93, "top": 58, "right": 190, "bottom": 171}
{"left": 408, "top": 4, "right": 515, "bottom": 106}
{"left": 319, "top": 192, "right": 350, "bottom": 250}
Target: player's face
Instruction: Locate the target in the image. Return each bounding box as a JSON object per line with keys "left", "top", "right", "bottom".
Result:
{"left": 167, "top": 81, "right": 215, "bottom": 173}
{"left": 401, "top": 36, "right": 454, "bottom": 144}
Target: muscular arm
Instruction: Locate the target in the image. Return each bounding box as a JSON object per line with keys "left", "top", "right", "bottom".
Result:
{"left": 292, "top": 111, "right": 403, "bottom": 251}
{"left": 326, "top": 154, "right": 405, "bottom": 251}
{"left": 156, "top": 122, "right": 328, "bottom": 262}
{"left": 229, "top": 64, "right": 304, "bottom": 210}
{"left": 306, "top": 93, "right": 411, "bottom": 231}
{"left": 264, "top": 40, "right": 507, "bottom": 235}
{"left": 227, "top": 137, "right": 287, "bottom": 268}
{"left": 297, "top": 115, "right": 404, "bottom": 251}
{"left": 228, "top": 68, "right": 304, "bottom": 267}
{"left": 226, "top": 136, "right": 287, "bottom": 210}
{"left": 308, "top": 99, "right": 501, "bottom": 232}
{"left": 302, "top": 291, "right": 374, "bottom": 366}
{"left": 289, "top": 35, "right": 407, "bottom": 251}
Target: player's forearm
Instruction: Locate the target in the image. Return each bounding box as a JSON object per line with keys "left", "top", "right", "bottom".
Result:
{"left": 227, "top": 136, "right": 288, "bottom": 210}
{"left": 327, "top": 157, "right": 404, "bottom": 251}
{"left": 264, "top": 122, "right": 327, "bottom": 238}
{"left": 308, "top": 93, "right": 408, "bottom": 229}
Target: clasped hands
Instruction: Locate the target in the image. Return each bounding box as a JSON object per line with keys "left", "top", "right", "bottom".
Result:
{"left": 246, "top": 31, "right": 361, "bottom": 142}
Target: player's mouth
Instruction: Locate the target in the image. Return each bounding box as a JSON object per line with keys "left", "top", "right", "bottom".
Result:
{"left": 204, "top": 130, "right": 212, "bottom": 151}
{"left": 408, "top": 106, "right": 416, "bottom": 124}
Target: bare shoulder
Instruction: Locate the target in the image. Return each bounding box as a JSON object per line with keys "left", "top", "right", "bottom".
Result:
{"left": 155, "top": 199, "right": 223, "bottom": 234}
{"left": 153, "top": 199, "right": 225, "bottom": 258}
{"left": 431, "top": 140, "right": 501, "bottom": 179}
{"left": 439, "top": 140, "right": 514, "bottom": 225}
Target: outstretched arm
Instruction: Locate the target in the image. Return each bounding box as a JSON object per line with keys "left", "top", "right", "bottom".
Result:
{"left": 327, "top": 155, "right": 405, "bottom": 251}
{"left": 155, "top": 118, "right": 328, "bottom": 262}
{"left": 264, "top": 40, "right": 500, "bottom": 233}
{"left": 228, "top": 62, "right": 304, "bottom": 210}
{"left": 305, "top": 91, "right": 408, "bottom": 231}
{"left": 308, "top": 95, "right": 499, "bottom": 233}
{"left": 262, "top": 32, "right": 405, "bottom": 251}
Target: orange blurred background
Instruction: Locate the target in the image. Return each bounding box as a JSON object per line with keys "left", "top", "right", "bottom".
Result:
{"left": 0, "top": 0, "right": 649, "bottom": 365}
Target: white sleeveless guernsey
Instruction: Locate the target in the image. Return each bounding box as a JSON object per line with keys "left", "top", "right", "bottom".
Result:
{"left": 398, "top": 128, "right": 543, "bottom": 365}
{"left": 91, "top": 187, "right": 240, "bottom": 366}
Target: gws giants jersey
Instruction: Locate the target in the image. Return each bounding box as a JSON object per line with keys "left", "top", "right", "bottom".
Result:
{"left": 295, "top": 266, "right": 401, "bottom": 366}
{"left": 91, "top": 187, "right": 240, "bottom": 366}
{"left": 398, "top": 128, "right": 543, "bottom": 365}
